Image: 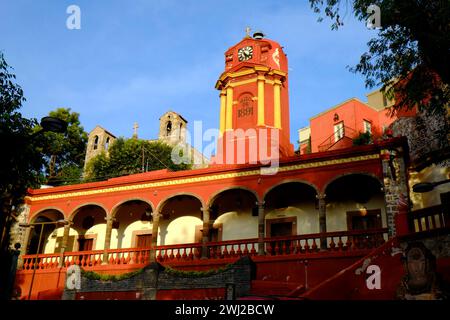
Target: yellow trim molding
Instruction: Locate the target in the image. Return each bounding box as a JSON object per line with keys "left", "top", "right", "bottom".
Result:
{"left": 29, "top": 154, "right": 380, "bottom": 202}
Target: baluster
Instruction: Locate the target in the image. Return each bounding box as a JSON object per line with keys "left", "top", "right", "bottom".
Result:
{"left": 125, "top": 252, "right": 131, "bottom": 264}
{"left": 195, "top": 246, "right": 201, "bottom": 259}
{"left": 181, "top": 248, "right": 187, "bottom": 260}
{"left": 250, "top": 243, "right": 256, "bottom": 255}
{"left": 243, "top": 244, "right": 249, "bottom": 255}
{"left": 311, "top": 239, "right": 318, "bottom": 252}
{"left": 168, "top": 249, "right": 174, "bottom": 260}
{"left": 229, "top": 245, "right": 235, "bottom": 257}
{"left": 160, "top": 249, "right": 167, "bottom": 261}
{"left": 280, "top": 240, "right": 286, "bottom": 254}
{"left": 236, "top": 244, "right": 242, "bottom": 256}
{"left": 175, "top": 249, "right": 181, "bottom": 260}
{"left": 223, "top": 245, "right": 229, "bottom": 258}
{"left": 209, "top": 247, "right": 215, "bottom": 259}
{"left": 274, "top": 242, "right": 279, "bottom": 255}
{"left": 337, "top": 237, "right": 344, "bottom": 251}
{"left": 87, "top": 254, "right": 93, "bottom": 266}
{"left": 304, "top": 239, "right": 311, "bottom": 253}
{"left": 266, "top": 242, "right": 272, "bottom": 255}
{"left": 23, "top": 258, "right": 29, "bottom": 270}
{"left": 81, "top": 254, "right": 86, "bottom": 267}
{"left": 216, "top": 245, "right": 222, "bottom": 258}
{"left": 289, "top": 241, "right": 294, "bottom": 254}
{"left": 329, "top": 237, "right": 336, "bottom": 250}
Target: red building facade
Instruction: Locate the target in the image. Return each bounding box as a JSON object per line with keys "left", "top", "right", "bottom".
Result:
{"left": 13, "top": 33, "right": 446, "bottom": 301}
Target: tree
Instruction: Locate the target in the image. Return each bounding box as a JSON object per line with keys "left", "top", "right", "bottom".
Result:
{"left": 309, "top": 0, "right": 450, "bottom": 114}
{"left": 0, "top": 52, "right": 45, "bottom": 299}
{"left": 85, "top": 137, "right": 191, "bottom": 181}
{"left": 34, "top": 108, "right": 88, "bottom": 186}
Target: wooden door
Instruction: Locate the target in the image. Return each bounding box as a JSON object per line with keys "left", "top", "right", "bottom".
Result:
{"left": 136, "top": 234, "right": 152, "bottom": 248}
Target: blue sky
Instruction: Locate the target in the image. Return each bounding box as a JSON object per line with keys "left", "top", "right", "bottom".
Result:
{"left": 0, "top": 0, "right": 377, "bottom": 151}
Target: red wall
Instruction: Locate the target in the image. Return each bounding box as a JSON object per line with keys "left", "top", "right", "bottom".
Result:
{"left": 310, "top": 99, "right": 381, "bottom": 153}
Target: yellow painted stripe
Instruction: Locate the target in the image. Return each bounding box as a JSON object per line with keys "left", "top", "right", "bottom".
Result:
{"left": 28, "top": 154, "right": 380, "bottom": 202}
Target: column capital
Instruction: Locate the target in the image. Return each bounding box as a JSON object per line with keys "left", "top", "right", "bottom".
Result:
{"left": 151, "top": 211, "right": 162, "bottom": 220}
{"left": 255, "top": 201, "right": 265, "bottom": 207}
{"left": 316, "top": 193, "right": 326, "bottom": 200}
{"left": 200, "top": 207, "right": 211, "bottom": 213}
{"left": 105, "top": 216, "right": 116, "bottom": 223}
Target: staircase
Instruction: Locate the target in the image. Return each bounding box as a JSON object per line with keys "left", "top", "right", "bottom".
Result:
{"left": 318, "top": 126, "right": 358, "bottom": 152}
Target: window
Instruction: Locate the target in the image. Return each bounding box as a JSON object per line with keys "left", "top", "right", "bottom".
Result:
{"left": 364, "top": 120, "right": 372, "bottom": 134}
{"left": 105, "top": 137, "right": 110, "bottom": 150}
{"left": 166, "top": 121, "right": 172, "bottom": 136}
{"left": 334, "top": 122, "right": 344, "bottom": 142}
{"left": 93, "top": 135, "right": 99, "bottom": 150}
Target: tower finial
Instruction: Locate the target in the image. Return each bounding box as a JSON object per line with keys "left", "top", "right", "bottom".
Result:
{"left": 133, "top": 122, "right": 139, "bottom": 139}
{"left": 245, "top": 26, "right": 251, "bottom": 38}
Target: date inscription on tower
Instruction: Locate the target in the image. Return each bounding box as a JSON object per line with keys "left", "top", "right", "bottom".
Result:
{"left": 237, "top": 95, "right": 254, "bottom": 118}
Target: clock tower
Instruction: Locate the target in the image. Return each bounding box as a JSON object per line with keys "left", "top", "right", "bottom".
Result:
{"left": 214, "top": 31, "right": 294, "bottom": 164}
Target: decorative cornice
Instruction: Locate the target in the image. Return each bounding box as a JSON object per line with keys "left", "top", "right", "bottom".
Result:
{"left": 28, "top": 154, "right": 379, "bottom": 202}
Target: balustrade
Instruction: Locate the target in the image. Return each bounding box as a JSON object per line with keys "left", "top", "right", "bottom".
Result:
{"left": 19, "top": 228, "right": 388, "bottom": 270}
{"left": 409, "top": 205, "right": 448, "bottom": 233}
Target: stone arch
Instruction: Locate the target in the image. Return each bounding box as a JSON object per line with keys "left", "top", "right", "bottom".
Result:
{"left": 323, "top": 172, "right": 386, "bottom": 233}
{"left": 322, "top": 172, "right": 383, "bottom": 195}
{"left": 26, "top": 208, "right": 66, "bottom": 255}
{"left": 263, "top": 180, "right": 319, "bottom": 236}
{"left": 111, "top": 198, "right": 155, "bottom": 219}
{"left": 68, "top": 202, "right": 109, "bottom": 222}
{"left": 262, "top": 179, "right": 319, "bottom": 200}
{"left": 207, "top": 186, "right": 260, "bottom": 209}
{"left": 30, "top": 207, "right": 65, "bottom": 223}
{"left": 156, "top": 192, "right": 205, "bottom": 214}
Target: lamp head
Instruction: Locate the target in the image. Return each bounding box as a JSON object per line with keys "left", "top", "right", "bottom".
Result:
{"left": 40, "top": 116, "right": 68, "bottom": 134}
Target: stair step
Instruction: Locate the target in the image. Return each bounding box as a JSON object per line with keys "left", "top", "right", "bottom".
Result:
{"left": 250, "top": 280, "right": 304, "bottom": 296}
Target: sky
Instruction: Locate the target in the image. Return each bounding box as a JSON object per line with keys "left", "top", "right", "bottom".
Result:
{"left": 0, "top": 0, "right": 378, "bottom": 152}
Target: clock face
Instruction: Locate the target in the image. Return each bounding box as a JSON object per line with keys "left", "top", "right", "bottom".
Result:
{"left": 238, "top": 46, "right": 253, "bottom": 61}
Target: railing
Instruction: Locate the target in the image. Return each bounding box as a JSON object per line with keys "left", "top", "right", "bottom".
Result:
{"left": 318, "top": 126, "right": 358, "bottom": 152}
{"left": 409, "top": 205, "right": 449, "bottom": 233}
{"left": 20, "top": 228, "right": 388, "bottom": 271}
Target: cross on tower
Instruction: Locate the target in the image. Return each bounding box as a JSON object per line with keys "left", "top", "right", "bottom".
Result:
{"left": 245, "top": 26, "right": 251, "bottom": 37}
{"left": 133, "top": 122, "right": 139, "bottom": 138}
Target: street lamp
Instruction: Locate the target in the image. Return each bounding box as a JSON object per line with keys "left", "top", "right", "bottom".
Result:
{"left": 18, "top": 219, "right": 68, "bottom": 300}
{"left": 412, "top": 179, "right": 450, "bottom": 193}
{"left": 30, "top": 116, "right": 68, "bottom": 138}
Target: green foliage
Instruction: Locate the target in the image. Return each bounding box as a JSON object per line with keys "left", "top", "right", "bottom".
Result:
{"left": 85, "top": 138, "right": 191, "bottom": 181}
{"left": 163, "top": 264, "right": 232, "bottom": 278}
{"left": 353, "top": 131, "right": 372, "bottom": 146}
{"left": 0, "top": 52, "right": 45, "bottom": 212}
{"left": 81, "top": 267, "right": 144, "bottom": 282}
{"left": 34, "top": 108, "right": 88, "bottom": 185}
{"left": 309, "top": 0, "right": 450, "bottom": 114}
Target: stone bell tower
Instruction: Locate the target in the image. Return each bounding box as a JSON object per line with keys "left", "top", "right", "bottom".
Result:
{"left": 214, "top": 30, "right": 294, "bottom": 164}
{"left": 158, "top": 111, "right": 188, "bottom": 145}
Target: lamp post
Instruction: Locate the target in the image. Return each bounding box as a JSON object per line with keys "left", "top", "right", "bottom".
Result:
{"left": 18, "top": 219, "right": 68, "bottom": 300}
{"left": 412, "top": 179, "right": 450, "bottom": 193}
